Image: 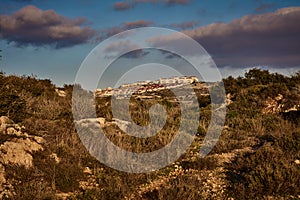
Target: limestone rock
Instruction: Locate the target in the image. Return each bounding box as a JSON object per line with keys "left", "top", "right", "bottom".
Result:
{"left": 0, "top": 116, "right": 10, "bottom": 126}
{"left": 0, "top": 138, "right": 43, "bottom": 168}
{"left": 0, "top": 116, "right": 45, "bottom": 169}
{"left": 0, "top": 164, "right": 5, "bottom": 185}
{"left": 83, "top": 167, "right": 92, "bottom": 175}
{"left": 33, "top": 136, "right": 46, "bottom": 144}
{"left": 97, "top": 117, "right": 106, "bottom": 125}
{"left": 55, "top": 88, "right": 66, "bottom": 97}
{"left": 0, "top": 116, "right": 47, "bottom": 199}
{"left": 0, "top": 116, "right": 11, "bottom": 133}
{"left": 50, "top": 153, "right": 60, "bottom": 163}
{"left": 6, "top": 127, "right": 22, "bottom": 137}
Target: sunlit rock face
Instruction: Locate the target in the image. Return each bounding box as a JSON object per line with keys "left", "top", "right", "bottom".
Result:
{"left": 0, "top": 116, "right": 46, "bottom": 198}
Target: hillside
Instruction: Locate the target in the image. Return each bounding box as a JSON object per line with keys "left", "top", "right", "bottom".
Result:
{"left": 0, "top": 69, "right": 299, "bottom": 199}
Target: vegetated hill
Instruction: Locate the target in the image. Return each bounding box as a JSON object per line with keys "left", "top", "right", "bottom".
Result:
{"left": 0, "top": 69, "right": 299, "bottom": 199}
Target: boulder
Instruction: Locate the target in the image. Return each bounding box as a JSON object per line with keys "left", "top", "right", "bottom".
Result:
{"left": 6, "top": 127, "right": 22, "bottom": 137}
{"left": 0, "top": 116, "right": 10, "bottom": 126}
{"left": 33, "top": 136, "right": 46, "bottom": 144}
{"left": 0, "top": 116, "right": 11, "bottom": 133}
{"left": 0, "top": 164, "right": 5, "bottom": 184}
{"left": 0, "top": 138, "right": 43, "bottom": 168}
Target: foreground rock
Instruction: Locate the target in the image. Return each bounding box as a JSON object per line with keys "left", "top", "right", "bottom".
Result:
{"left": 0, "top": 116, "right": 45, "bottom": 198}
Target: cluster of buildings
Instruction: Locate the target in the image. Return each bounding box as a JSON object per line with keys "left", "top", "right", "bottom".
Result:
{"left": 94, "top": 76, "right": 200, "bottom": 99}
{"left": 158, "top": 76, "right": 199, "bottom": 85}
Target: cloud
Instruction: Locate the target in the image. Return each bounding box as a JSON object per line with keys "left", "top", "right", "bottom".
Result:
{"left": 165, "top": 0, "right": 190, "bottom": 6}
{"left": 104, "top": 40, "right": 149, "bottom": 58}
{"left": 0, "top": 5, "right": 96, "bottom": 48}
{"left": 255, "top": 2, "right": 276, "bottom": 13}
{"left": 97, "top": 21, "right": 153, "bottom": 58}
{"left": 113, "top": 0, "right": 191, "bottom": 11}
{"left": 113, "top": 1, "right": 133, "bottom": 11}
{"left": 98, "top": 19, "right": 198, "bottom": 42}
{"left": 98, "top": 20, "right": 154, "bottom": 41}
{"left": 100, "top": 26, "right": 125, "bottom": 39}
{"left": 123, "top": 20, "right": 153, "bottom": 29}
{"left": 123, "top": 50, "right": 150, "bottom": 58}
{"left": 166, "top": 20, "right": 200, "bottom": 30}
{"left": 158, "top": 49, "right": 181, "bottom": 59}
{"left": 148, "top": 7, "right": 300, "bottom": 68}
{"left": 104, "top": 40, "right": 139, "bottom": 53}
{"left": 197, "top": 7, "right": 207, "bottom": 16}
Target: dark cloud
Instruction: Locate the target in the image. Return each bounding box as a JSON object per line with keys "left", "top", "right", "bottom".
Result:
{"left": 148, "top": 7, "right": 300, "bottom": 68}
{"left": 197, "top": 8, "right": 207, "bottom": 16}
{"left": 0, "top": 5, "right": 96, "bottom": 48}
{"left": 101, "top": 26, "right": 124, "bottom": 38}
{"left": 123, "top": 20, "right": 153, "bottom": 29}
{"left": 113, "top": 1, "right": 133, "bottom": 11}
{"left": 104, "top": 40, "right": 149, "bottom": 58}
{"left": 104, "top": 40, "right": 139, "bottom": 53}
{"left": 98, "top": 20, "right": 154, "bottom": 41}
{"left": 160, "top": 50, "right": 181, "bottom": 59}
{"left": 122, "top": 50, "right": 150, "bottom": 58}
{"left": 101, "top": 20, "right": 195, "bottom": 40}
{"left": 165, "top": 0, "right": 190, "bottom": 6}
{"left": 166, "top": 20, "right": 200, "bottom": 30}
{"left": 255, "top": 2, "right": 277, "bottom": 13}
{"left": 113, "top": 0, "right": 191, "bottom": 11}
{"left": 97, "top": 20, "right": 153, "bottom": 58}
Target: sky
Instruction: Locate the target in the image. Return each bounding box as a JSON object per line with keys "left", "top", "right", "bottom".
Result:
{"left": 0, "top": 0, "right": 300, "bottom": 88}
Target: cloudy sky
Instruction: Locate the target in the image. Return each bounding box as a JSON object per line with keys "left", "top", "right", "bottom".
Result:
{"left": 0, "top": 0, "right": 300, "bottom": 87}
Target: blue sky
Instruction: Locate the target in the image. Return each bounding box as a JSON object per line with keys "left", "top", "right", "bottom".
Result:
{"left": 0, "top": 0, "right": 300, "bottom": 87}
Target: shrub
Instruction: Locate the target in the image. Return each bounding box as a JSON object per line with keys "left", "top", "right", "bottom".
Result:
{"left": 0, "top": 92, "right": 27, "bottom": 123}
{"left": 226, "top": 131, "right": 300, "bottom": 199}
{"left": 4, "top": 164, "right": 55, "bottom": 200}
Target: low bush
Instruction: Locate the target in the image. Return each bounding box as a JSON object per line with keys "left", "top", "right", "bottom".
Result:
{"left": 226, "top": 131, "right": 300, "bottom": 199}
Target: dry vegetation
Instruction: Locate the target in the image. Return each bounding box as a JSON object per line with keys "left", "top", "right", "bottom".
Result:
{"left": 0, "top": 69, "right": 299, "bottom": 199}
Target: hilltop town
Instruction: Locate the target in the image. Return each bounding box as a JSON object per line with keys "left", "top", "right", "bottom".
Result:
{"left": 94, "top": 76, "right": 209, "bottom": 100}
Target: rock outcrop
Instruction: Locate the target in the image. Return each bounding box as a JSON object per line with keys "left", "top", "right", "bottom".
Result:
{"left": 0, "top": 116, "right": 45, "bottom": 198}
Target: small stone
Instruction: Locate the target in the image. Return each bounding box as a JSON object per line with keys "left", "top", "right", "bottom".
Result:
{"left": 6, "top": 127, "right": 18, "bottom": 136}
{"left": 50, "top": 153, "right": 60, "bottom": 163}
{"left": 0, "top": 116, "right": 10, "bottom": 126}
{"left": 97, "top": 117, "right": 106, "bottom": 125}
{"left": 13, "top": 124, "right": 21, "bottom": 131}
{"left": 84, "top": 167, "right": 92, "bottom": 174}
{"left": 33, "top": 136, "right": 46, "bottom": 144}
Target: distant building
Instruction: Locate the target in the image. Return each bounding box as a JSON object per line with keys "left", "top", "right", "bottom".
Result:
{"left": 159, "top": 76, "right": 198, "bottom": 85}
{"left": 95, "top": 76, "right": 201, "bottom": 98}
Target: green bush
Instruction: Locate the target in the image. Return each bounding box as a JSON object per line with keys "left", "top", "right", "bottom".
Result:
{"left": 4, "top": 164, "right": 55, "bottom": 200}
{"left": 0, "top": 92, "right": 27, "bottom": 123}
{"left": 226, "top": 131, "right": 300, "bottom": 199}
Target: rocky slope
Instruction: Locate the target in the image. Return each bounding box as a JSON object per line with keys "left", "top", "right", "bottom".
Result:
{"left": 0, "top": 69, "right": 299, "bottom": 199}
